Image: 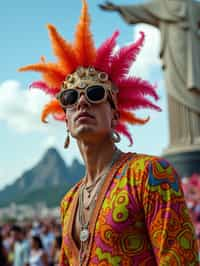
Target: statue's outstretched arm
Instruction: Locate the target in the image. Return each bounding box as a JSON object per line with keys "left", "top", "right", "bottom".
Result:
{"left": 99, "top": 1, "right": 120, "bottom": 12}
{"left": 99, "top": 1, "right": 159, "bottom": 27}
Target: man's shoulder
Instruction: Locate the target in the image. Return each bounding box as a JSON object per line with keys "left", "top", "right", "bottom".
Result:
{"left": 125, "top": 153, "right": 178, "bottom": 178}
{"left": 127, "top": 153, "right": 180, "bottom": 190}
{"left": 127, "top": 152, "right": 161, "bottom": 169}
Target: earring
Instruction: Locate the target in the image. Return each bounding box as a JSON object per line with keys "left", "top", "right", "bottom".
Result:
{"left": 64, "top": 129, "right": 70, "bottom": 149}
{"left": 111, "top": 130, "right": 121, "bottom": 143}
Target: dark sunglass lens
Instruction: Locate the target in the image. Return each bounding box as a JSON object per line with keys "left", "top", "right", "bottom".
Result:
{"left": 87, "top": 85, "right": 105, "bottom": 102}
{"left": 60, "top": 90, "right": 78, "bottom": 106}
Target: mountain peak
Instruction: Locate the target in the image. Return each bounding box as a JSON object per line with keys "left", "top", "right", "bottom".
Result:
{"left": 0, "top": 148, "right": 85, "bottom": 207}
{"left": 45, "top": 147, "right": 60, "bottom": 157}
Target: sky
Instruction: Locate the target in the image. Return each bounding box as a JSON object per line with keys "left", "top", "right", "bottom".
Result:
{"left": 0, "top": 0, "right": 169, "bottom": 190}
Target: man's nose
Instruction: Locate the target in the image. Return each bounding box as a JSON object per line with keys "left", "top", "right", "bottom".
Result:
{"left": 77, "top": 92, "right": 91, "bottom": 109}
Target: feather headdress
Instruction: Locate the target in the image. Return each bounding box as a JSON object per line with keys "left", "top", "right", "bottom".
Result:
{"left": 19, "top": 0, "right": 161, "bottom": 145}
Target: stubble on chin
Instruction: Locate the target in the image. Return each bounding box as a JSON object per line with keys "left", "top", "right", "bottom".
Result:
{"left": 72, "top": 124, "right": 95, "bottom": 139}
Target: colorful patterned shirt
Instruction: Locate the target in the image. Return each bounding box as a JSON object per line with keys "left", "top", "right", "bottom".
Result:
{"left": 59, "top": 152, "right": 199, "bottom": 265}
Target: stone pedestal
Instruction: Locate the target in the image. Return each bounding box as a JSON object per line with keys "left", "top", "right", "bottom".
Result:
{"left": 163, "top": 145, "right": 200, "bottom": 177}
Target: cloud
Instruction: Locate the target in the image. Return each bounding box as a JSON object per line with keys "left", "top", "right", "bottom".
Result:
{"left": 0, "top": 80, "right": 53, "bottom": 133}
{"left": 129, "top": 24, "right": 161, "bottom": 81}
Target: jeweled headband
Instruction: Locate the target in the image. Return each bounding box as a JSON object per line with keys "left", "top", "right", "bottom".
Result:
{"left": 19, "top": 0, "right": 161, "bottom": 145}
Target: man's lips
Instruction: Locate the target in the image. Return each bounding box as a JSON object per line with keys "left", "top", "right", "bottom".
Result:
{"left": 75, "top": 112, "right": 95, "bottom": 121}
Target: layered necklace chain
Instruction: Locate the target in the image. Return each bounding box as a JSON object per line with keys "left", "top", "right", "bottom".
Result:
{"left": 83, "top": 160, "right": 115, "bottom": 209}
{"left": 78, "top": 147, "right": 122, "bottom": 264}
{"left": 85, "top": 174, "right": 103, "bottom": 198}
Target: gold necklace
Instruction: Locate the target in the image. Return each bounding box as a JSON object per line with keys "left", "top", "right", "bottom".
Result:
{"left": 84, "top": 162, "right": 115, "bottom": 198}
{"left": 84, "top": 174, "right": 104, "bottom": 198}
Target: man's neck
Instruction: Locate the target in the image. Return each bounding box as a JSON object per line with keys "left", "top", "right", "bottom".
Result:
{"left": 78, "top": 138, "right": 117, "bottom": 186}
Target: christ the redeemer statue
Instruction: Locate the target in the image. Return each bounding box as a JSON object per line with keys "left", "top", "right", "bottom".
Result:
{"left": 100, "top": 0, "right": 200, "bottom": 152}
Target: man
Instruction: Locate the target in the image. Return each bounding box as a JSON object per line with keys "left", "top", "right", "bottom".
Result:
{"left": 10, "top": 225, "right": 29, "bottom": 266}
{"left": 41, "top": 223, "right": 55, "bottom": 261}
{"left": 100, "top": 0, "right": 200, "bottom": 149}
{"left": 18, "top": 0, "right": 199, "bottom": 265}
{"left": 0, "top": 231, "right": 9, "bottom": 266}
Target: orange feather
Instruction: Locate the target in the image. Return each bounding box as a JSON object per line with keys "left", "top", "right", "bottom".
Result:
{"left": 120, "top": 110, "right": 150, "bottom": 125}
{"left": 41, "top": 98, "right": 65, "bottom": 123}
{"left": 47, "top": 24, "right": 78, "bottom": 74}
{"left": 18, "top": 63, "right": 66, "bottom": 88}
{"left": 74, "top": 0, "right": 96, "bottom": 66}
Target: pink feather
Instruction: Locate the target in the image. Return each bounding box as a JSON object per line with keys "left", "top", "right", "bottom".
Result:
{"left": 115, "top": 122, "right": 133, "bottom": 146}
{"left": 53, "top": 113, "right": 66, "bottom": 121}
{"left": 117, "top": 77, "right": 159, "bottom": 101}
{"left": 119, "top": 97, "right": 162, "bottom": 111}
{"left": 109, "top": 32, "right": 145, "bottom": 82}
{"left": 29, "top": 81, "right": 60, "bottom": 96}
{"left": 94, "top": 30, "right": 120, "bottom": 73}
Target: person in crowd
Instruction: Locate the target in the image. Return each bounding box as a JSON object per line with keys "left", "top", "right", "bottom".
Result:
{"left": 10, "top": 225, "right": 30, "bottom": 266}
{"left": 18, "top": 0, "right": 199, "bottom": 265}
{"left": 29, "top": 235, "right": 48, "bottom": 266}
{"left": 0, "top": 233, "right": 9, "bottom": 266}
{"left": 31, "top": 221, "right": 42, "bottom": 237}
{"left": 50, "top": 235, "right": 62, "bottom": 266}
{"left": 1, "top": 224, "right": 12, "bottom": 254}
{"left": 1, "top": 224, "right": 13, "bottom": 265}
{"left": 40, "top": 223, "right": 55, "bottom": 260}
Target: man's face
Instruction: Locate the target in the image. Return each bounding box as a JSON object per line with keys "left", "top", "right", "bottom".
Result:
{"left": 66, "top": 91, "right": 118, "bottom": 143}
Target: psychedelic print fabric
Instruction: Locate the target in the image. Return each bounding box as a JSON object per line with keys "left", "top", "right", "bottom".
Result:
{"left": 59, "top": 153, "right": 199, "bottom": 265}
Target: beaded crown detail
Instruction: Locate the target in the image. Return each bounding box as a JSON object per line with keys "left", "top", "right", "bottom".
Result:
{"left": 19, "top": 0, "right": 161, "bottom": 145}
{"left": 60, "top": 66, "right": 117, "bottom": 108}
{"left": 63, "top": 66, "right": 110, "bottom": 90}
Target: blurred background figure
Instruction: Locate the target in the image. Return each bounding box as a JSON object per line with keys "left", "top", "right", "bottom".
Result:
{"left": 1, "top": 224, "right": 13, "bottom": 265}
{"left": 182, "top": 174, "right": 200, "bottom": 239}
{"left": 49, "top": 235, "right": 62, "bottom": 266}
{"left": 0, "top": 231, "right": 9, "bottom": 266}
{"left": 10, "top": 225, "right": 30, "bottom": 266}
{"left": 29, "top": 235, "right": 48, "bottom": 266}
{"left": 40, "top": 222, "right": 55, "bottom": 264}
{"left": 31, "top": 221, "right": 41, "bottom": 237}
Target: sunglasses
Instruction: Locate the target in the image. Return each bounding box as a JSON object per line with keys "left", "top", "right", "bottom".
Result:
{"left": 57, "top": 85, "right": 114, "bottom": 109}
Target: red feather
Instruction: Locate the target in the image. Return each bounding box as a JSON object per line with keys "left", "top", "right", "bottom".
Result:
{"left": 119, "top": 97, "right": 161, "bottom": 111}
{"left": 94, "top": 30, "right": 119, "bottom": 73}
{"left": 29, "top": 81, "right": 60, "bottom": 96}
{"left": 109, "top": 32, "right": 145, "bottom": 82}
{"left": 115, "top": 122, "right": 133, "bottom": 146}
{"left": 117, "top": 77, "right": 159, "bottom": 101}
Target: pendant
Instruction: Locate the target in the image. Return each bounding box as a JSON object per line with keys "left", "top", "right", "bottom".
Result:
{"left": 80, "top": 228, "right": 90, "bottom": 242}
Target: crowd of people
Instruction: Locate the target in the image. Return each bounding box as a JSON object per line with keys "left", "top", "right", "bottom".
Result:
{"left": 0, "top": 218, "right": 62, "bottom": 266}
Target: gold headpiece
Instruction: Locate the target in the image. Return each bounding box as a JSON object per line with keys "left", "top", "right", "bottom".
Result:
{"left": 61, "top": 66, "right": 118, "bottom": 107}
